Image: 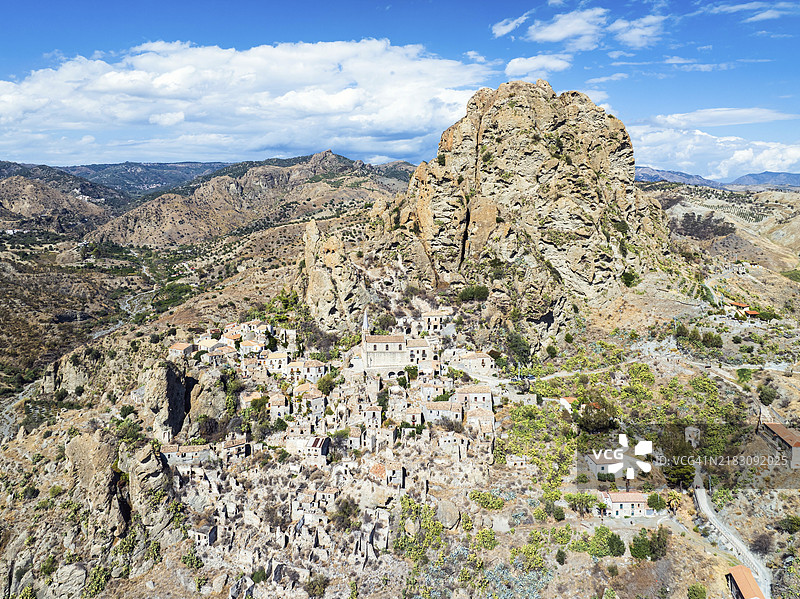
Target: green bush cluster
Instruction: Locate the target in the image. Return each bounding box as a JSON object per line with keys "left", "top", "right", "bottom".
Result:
{"left": 468, "top": 490, "right": 504, "bottom": 510}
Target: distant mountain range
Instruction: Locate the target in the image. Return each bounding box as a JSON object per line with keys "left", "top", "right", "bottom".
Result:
{"left": 59, "top": 161, "right": 231, "bottom": 198}
{"left": 635, "top": 166, "right": 800, "bottom": 189}
{"left": 635, "top": 166, "right": 724, "bottom": 188}
{"left": 728, "top": 171, "right": 800, "bottom": 187}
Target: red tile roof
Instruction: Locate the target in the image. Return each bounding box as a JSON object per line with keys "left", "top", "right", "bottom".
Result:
{"left": 727, "top": 565, "right": 765, "bottom": 599}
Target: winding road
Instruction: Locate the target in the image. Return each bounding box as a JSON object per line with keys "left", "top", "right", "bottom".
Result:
{"left": 695, "top": 487, "right": 772, "bottom": 598}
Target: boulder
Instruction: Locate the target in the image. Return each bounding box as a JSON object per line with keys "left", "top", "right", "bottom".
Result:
{"left": 436, "top": 499, "right": 461, "bottom": 530}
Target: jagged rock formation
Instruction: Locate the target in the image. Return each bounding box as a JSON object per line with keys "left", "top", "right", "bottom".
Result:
{"left": 139, "top": 362, "right": 189, "bottom": 442}
{"left": 88, "top": 151, "right": 413, "bottom": 247}
{"left": 368, "top": 80, "right": 667, "bottom": 339}
{"left": 65, "top": 431, "right": 126, "bottom": 536}
{"left": 297, "top": 220, "right": 373, "bottom": 331}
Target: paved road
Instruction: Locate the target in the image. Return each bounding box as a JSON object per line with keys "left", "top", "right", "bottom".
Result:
{"left": 695, "top": 488, "right": 772, "bottom": 598}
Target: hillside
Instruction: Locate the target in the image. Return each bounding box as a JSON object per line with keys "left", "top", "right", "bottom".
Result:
{"left": 88, "top": 151, "right": 414, "bottom": 247}
{"left": 0, "top": 161, "right": 130, "bottom": 211}
{"left": 60, "top": 161, "right": 231, "bottom": 197}
{"left": 0, "top": 176, "right": 109, "bottom": 233}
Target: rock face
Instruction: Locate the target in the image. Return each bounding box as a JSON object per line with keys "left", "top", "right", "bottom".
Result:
{"left": 374, "top": 80, "right": 666, "bottom": 340}
{"left": 139, "top": 362, "right": 188, "bottom": 442}
{"left": 298, "top": 220, "right": 372, "bottom": 331}
{"left": 65, "top": 431, "right": 126, "bottom": 536}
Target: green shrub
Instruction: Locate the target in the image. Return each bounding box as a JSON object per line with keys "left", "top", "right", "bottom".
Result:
{"left": 555, "top": 548, "right": 566, "bottom": 565}
{"left": 469, "top": 490, "right": 504, "bottom": 510}
{"left": 621, "top": 269, "right": 640, "bottom": 287}
{"left": 474, "top": 528, "right": 498, "bottom": 550}
{"left": 458, "top": 285, "right": 490, "bottom": 302}
{"left": 304, "top": 574, "right": 330, "bottom": 598}
{"left": 82, "top": 566, "right": 110, "bottom": 598}
{"left": 687, "top": 584, "right": 707, "bottom": 599}
{"left": 181, "top": 545, "right": 203, "bottom": 570}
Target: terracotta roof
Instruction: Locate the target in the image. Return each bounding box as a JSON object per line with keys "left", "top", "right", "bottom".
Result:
{"left": 764, "top": 422, "right": 800, "bottom": 447}
{"left": 304, "top": 359, "right": 325, "bottom": 367}
{"left": 727, "top": 565, "right": 765, "bottom": 599}
{"left": 364, "top": 335, "right": 405, "bottom": 344}
{"left": 369, "top": 463, "right": 386, "bottom": 479}
{"left": 606, "top": 492, "right": 646, "bottom": 503}
{"left": 169, "top": 342, "right": 192, "bottom": 351}
{"left": 730, "top": 301, "right": 750, "bottom": 308}
{"left": 268, "top": 352, "right": 288, "bottom": 359}
{"left": 745, "top": 310, "right": 760, "bottom": 315}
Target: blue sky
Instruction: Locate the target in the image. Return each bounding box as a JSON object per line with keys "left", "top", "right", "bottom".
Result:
{"left": 0, "top": 1, "right": 798, "bottom": 180}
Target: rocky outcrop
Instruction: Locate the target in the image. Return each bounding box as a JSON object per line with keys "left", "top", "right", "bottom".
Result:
{"left": 65, "top": 431, "right": 126, "bottom": 536}
{"left": 372, "top": 80, "right": 667, "bottom": 341}
{"left": 297, "top": 220, "right": 373, "bottom": 332}
{"left": 139, "top": 362, "right": 188, "bottom": 443}
{"left": 185, "top": 367, "right": 227, "bottom": 424}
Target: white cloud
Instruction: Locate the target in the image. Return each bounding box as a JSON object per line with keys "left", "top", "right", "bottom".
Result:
{"left": 525, "top": 8, "right": 609, "bottom": 51}
{"left": 654, "top": 107, "right": 799, "bottom": 127}
{"left": 491, "top": 12, "right": 531, "bottom": 38}
{"left": 709, "top": 2, "right": 769, "bottom": 14}
{"left": 149, "top": 111, "right": 185, "bottom": 126}
{"left": 586, "top": 72, "right": 629, "bottom": 84}
{"left": 579, "top": 89, "right": 609, "bottom": 103}
{"left": 465, "top": 51, "right": 486, "bottom": 63}
{"left": 505, "top": 54, "right": 573, "bottom": 79}
{"left": 608, "top": 15, "right": 666, "bottom": 49}
{"left": 743, "top": 9, "right": 783, "bottom": 21}
{"left": 0, "top": 39, "right": 495, "bottom": 164}
{"left": 608, "top": 50, "right": 635, "bottom": 59}
{"left": 630, "top": 124, "right": 800, "bottom": 179}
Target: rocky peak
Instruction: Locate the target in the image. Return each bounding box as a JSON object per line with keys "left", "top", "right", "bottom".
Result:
{"left": 374, "top": 79, "right": 667, "bottom": 340}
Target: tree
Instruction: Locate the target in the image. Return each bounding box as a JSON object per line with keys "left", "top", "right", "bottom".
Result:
{"left": 317, "top": 374, "right": 336, "bottom": 396}
{"left": 648, "top": 525, "right": 669, "bottom": 560}
{"left": 666, "top": 490, "right": 681, "bottom": 514}
{"left": 647, "top": 493, "right": 666, "bottom": 512}
{"left": 564, "top": 492, "right": 597, "bottom": 517}
{"left": 555, "top": 548, "right": 566, "bottom": 565}
{"left": 404, "top": 365, "right": 418, "bottom": 381}
{"left": 758, "top": 384, "right": 778, "bottom": 406}
{"left": 675, "top": 323, "right": 689, "bottom": 338}
{"left": 664, "top": 461, "right": 695, "bottom": 489}
{"left": 608, "top": 533, "right": 625, "bottom": 557}
{"left": 687, "top": 584, "right": 706, "bottom": 599}
{"left": 629, "top": 528, "right": 651, "bottom": 560}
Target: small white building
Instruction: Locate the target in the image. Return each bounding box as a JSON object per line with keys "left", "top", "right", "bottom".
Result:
{"left": 168, "top": 342, "right": 194, "bottom": 360}
{"left": 597, "top": 491, "right": 650, "bottom": 518}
